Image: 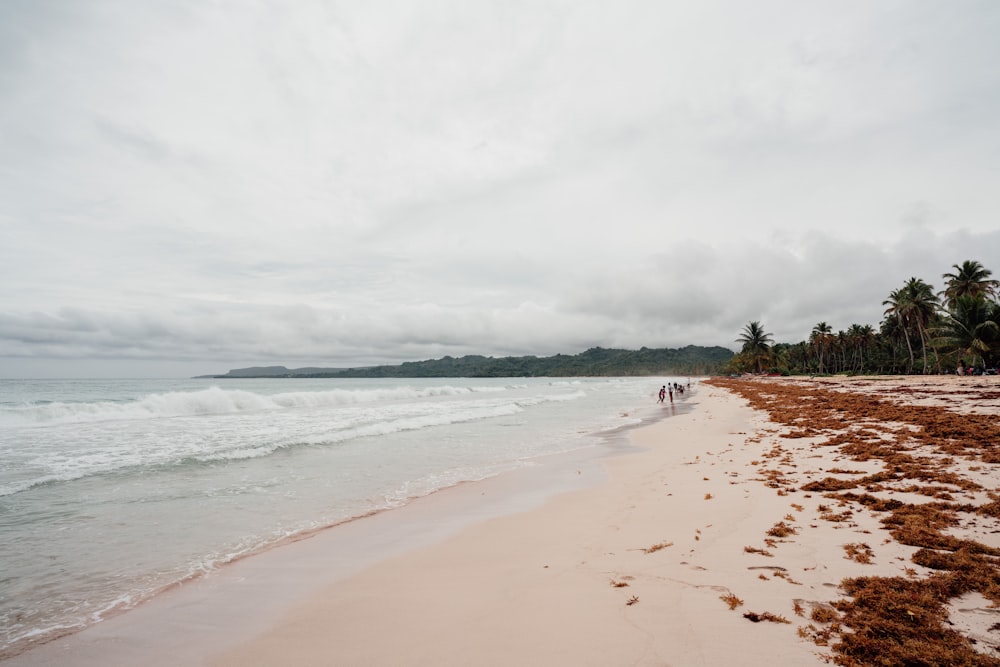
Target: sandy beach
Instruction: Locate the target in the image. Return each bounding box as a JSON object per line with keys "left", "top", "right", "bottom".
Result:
{"left": 9, "top": 375, "right": 1000, "bottom": 666}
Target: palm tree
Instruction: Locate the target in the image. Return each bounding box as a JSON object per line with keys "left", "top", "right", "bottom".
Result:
{"left": 883, "top": 278, "right": 939, "bottom": 373}
{"left": 736, "top": 321, "right": 774, "bottom": 373}
{"left": 883, "top": 289, "right": 914, "bottom": 372}
{"left": 845, "top": 324, "right": 871, "bottom": 373}
{"left": 857, "top": 324, "right": 876, "bottom": 373}
{"left": 906, "top": 277, "right": 941, "bottom": 373}
{"left": 810, "top": 322, "right": 833, "bottom": 373}
{"left": 934, "top": 295, "right": 1000, "bottom": 370}
{"left": 836, "top": 329, "right": 850, "bottom": 373}
{"left": 941, "top": 260, "right": 1000, "bottom": 309}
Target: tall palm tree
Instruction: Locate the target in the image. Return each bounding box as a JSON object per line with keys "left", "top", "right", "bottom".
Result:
{"left": 879, "top": 314, "right": 913, "bottom": 374}
{"left": 905, "top": 277, "right": 940, "bottom": 373}
{"left": 941, "top": 260, "right": 1000, "bottom": 309}
{"left": 882, "top": 291, "right": 914, "bottom": 372}
{"left": 810, "top": 322, "right": 833, "bottom": 373}
{"left": 845, "top": 324, "right": 870, "bottom": 373}
{"left": 736, "top": 321, "right": 774, "bottom": 373}
{"left": 934, "top": 295, "right": 1000, "bottom": 370}
{"left": 836, "top": 329, "right": 850, "bottom": 373}
{"left": 858, "top": 324, "right": 876, "bottom": 373}
{"left": 884, "top": 278, "right": 939, "bottom": 373}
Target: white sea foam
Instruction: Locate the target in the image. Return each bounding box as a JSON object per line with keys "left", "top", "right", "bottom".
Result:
{"left": 0, "top": 383, "right": 529, "bottom": 427}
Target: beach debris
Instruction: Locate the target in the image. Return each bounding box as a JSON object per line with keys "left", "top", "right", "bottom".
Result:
{"left": 743, "top": 610, "right": 790, "bottom": 624}
{"left": 708, "top": 376, "right": 1000, "bottom": 665}
{"left": 720, "top": 593, "right": 744, "bottom": 610}
{"left": 610, "top": 579, "right": 630, "bottom": 588}
{"left": 842, "top": 542, "right": 875, "bottom": 564}
{"left": 773, "top": 570, "right": 803, "bottom": 585}
{"left": 626, "top": 596, "right": 639, "bottom": 606}
{"left": 743, "top": 546, "right": 774, "bottom": 557}
{"left": 810, "top": 605, "right": 839, "bottom": 624}
{"left": 642, "top": 541, "right": 673, "bottom": 554}
{"left": 766, "top": 521, "right": 798, "bottom": 538}
{"left": 798, "top": 623, "right": 836, "bottom": 646}
{"left": 818, "top": 506, "right": 854, "bottom": 522}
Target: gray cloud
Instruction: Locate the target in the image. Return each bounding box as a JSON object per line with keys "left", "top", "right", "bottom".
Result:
{"left": 2, "top": 1, "right": 999, "bottom": 377}
{"left": 4, "top": 228, "right": 996, "bottom": 375}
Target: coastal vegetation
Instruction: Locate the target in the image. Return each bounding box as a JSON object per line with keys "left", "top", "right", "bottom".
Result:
{"left": 730, "top": 260, "right": 1000, "bottom": 375}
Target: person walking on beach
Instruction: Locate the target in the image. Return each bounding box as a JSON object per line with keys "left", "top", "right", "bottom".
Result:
{"left": 658, "top": 386, "right": 666, "bottom": 403}
{"left": 668, "top": 385, "right": 673, "bottom": 403}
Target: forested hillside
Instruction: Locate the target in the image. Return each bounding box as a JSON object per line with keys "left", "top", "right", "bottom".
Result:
{"left": 208, "top": 345, "right": 733, "bottom": 378}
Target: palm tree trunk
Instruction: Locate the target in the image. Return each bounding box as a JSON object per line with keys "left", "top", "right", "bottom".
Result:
{"left": 899, "top": 316, "right": 915, "bottom": 373}
{"left": 916, "top": 320, "right": 930, "bottom": 374}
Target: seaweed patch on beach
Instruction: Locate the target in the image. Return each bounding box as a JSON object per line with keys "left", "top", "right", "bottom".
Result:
{"left": 708, "top": 376, "right": 1000, "bottom": 665}
{"left": 743, "top": 610, "right": 791, "bottom": 624}
{"left": 721, "top": 592, "right": 744, "bottom": 609}
{"left": 642, "top": 541, "right": 674, "bottom": 554}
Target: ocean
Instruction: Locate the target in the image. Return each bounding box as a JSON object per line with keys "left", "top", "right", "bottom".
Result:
{"left": 0, "top": 375, "right": 689, "bottom": 657}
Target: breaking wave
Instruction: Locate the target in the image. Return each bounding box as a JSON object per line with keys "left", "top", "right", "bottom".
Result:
{"left": 0, "top": 384, "right": 520, "bottom": 426}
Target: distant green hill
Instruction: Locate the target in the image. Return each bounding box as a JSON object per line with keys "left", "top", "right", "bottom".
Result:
{"left": 203, "top": 346, "right": 733, "bottom": 378}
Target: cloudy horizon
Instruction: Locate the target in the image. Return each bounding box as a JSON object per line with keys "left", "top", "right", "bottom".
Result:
{"left": 2, "top": 1, "right": 999, "bottom": 378}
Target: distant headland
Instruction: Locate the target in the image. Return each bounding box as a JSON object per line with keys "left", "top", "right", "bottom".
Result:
{"left": 195, "top": 346, "right": 734, "bottom": 379}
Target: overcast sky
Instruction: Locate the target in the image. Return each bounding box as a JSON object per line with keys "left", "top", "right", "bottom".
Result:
{"left": 2, "top": 1, "right": 999, "bottom": 378}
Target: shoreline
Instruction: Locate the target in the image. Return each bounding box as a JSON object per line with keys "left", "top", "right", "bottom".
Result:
{"left": 2, "top": 393, "right": 687, "bottom": 666}
{"left": 207, "top": 379, "right": 822, "bottom": 667}
{"left": 206, "top": 375, "right": 1000, "bottom": 666}
{"left": 9, "top": 375, "right": 998, "bottom": 665}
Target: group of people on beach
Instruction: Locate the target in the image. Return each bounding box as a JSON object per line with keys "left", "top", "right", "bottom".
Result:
{"left": 956, "top": 360, "right": 997, "bottom": 376}
{"left": 657, "top": 382, "right": 687, "bottom": 403}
